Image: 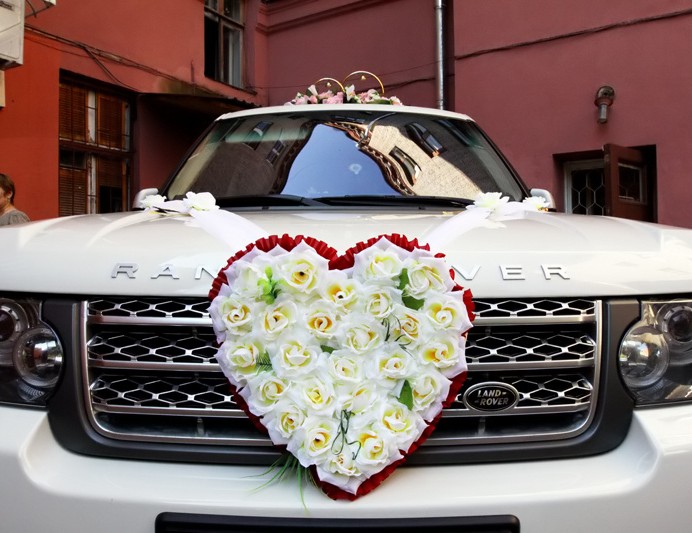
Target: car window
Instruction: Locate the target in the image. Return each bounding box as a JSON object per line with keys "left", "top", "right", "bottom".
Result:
{"left": 165, "top": 109, "right": 524, "bottom": 203}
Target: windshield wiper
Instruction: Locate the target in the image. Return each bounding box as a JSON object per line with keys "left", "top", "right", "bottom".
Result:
{"left": 313, "top": 195, "right": 473, "bottom": 208}
{"left": 215, "top": 194, "right": 327, "bottom": 208}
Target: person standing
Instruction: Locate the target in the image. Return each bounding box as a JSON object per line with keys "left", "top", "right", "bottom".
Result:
{"left": 0, "top": 173, "right": 30, "bottom": 226}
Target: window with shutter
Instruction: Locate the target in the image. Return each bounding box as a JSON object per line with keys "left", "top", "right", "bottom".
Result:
{"left": 59, "top": 80, "right": 131, "bottom": 215}
{"left": 58, "top": 166, "right": 87, "bottom": 216}
{"left": 59, "top": 84, "right": 88, "bottom": 143}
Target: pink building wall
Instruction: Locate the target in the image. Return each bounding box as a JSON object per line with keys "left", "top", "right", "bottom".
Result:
{"left": 264, "top": 0, "right": 692, "bottom": 227}
{"left": 1, "top": 35, "right": 60, "bottom": 221}
{"left": 263, "top": 0, "right": 440, "bottom": 107}
{"left": 1, "top": 0, "right": 263, "bottom": 219}
{"left": 2, "top": 0, "right": 691, "bottom": 228}
{"left": 454, "top": 0, "right": 692, "bottom": 226}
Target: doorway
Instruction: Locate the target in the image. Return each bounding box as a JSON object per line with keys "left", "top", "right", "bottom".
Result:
{"left": 561, "top": 144, "right": 656, "bottom": 222}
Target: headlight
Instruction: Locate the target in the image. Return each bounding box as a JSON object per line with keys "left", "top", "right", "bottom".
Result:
{"left": 0, "top": 298, "right": 63, "bottom": 406}
{"left": 619, "top": 299, "right": 692, "bottom": 405}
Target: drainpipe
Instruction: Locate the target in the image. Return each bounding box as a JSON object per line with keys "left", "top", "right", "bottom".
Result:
{"left": 435, "top": 0, "right": 445, "bottom": 109}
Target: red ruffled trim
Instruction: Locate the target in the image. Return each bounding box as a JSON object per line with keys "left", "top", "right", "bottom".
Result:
{"left": 208, "top": 233, "right": 475, "bottom": 500}
{"left": 316, "top": 369, "right": 467, "bottom": 501}
{"left": 208, "top": 234, "right": 338, "bottom": 301}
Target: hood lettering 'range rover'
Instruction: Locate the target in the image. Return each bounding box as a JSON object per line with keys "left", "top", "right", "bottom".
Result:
{"left": 2, "top": 104, "right": 692, "bottom": 529}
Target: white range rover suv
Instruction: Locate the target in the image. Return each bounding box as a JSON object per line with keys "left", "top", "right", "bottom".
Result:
{"left": 2, "top": 104, "right": 692, "bottom": 533}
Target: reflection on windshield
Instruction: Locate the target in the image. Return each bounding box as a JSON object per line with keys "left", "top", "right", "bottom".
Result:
{"left": 283, "top": 124, "right": 399, "bottom": 197}
{"left": 166, "top": 109, "right": 524, "bottom": 202}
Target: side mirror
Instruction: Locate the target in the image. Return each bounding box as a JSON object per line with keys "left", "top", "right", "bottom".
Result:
{"left": 133, "top": 188, "right": 159, "bottom": 209}
{"left": 530, "top": 188, "right": 556, "bottom": 210}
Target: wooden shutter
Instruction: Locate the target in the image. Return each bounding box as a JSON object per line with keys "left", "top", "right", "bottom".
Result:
{"left": 59, "top": 84, "right": 88, "bottom": 143}
{"left": 97, "top": 94, "right": 125, "bottom": 149}
{"left": 96, "top": 156, "right": 126, "bottom": 212}
{"left": 58, "top": 166, "right": 87, "bottom": 216}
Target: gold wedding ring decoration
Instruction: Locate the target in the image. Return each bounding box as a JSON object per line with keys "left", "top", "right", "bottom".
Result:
{"left": 315, "top": 71, "right": 385, "bottom": 95}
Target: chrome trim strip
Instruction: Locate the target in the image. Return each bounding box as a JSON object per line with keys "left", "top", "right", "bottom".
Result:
{"left": 92, "top": 405, "right": 247, "bottom": 418}
{"left": 87, "top": 358, "right": 595, "bottom": 372}
{"left": 87, "top": 314, "right": 595, "bottom": 327}
{"left": 88, "top": 316, "right": 211, "bottom": 327}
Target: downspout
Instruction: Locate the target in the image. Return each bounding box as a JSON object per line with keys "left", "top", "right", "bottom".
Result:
{"left": 435, "top": 0, "right": 445, "bottom": 109}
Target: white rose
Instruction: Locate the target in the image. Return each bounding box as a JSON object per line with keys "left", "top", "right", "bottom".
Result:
{"left": 239, "top": 372, "right": 289, "bottom": 416}
{"left": 210, "top": 293, "right": 254, "bottom": 335}
{"left": 522, "top": 196, "right": 550, "bottom": 211}
{"left": 271, "top": 332, "right": 320, "bottom": 378}
{"left": 218, "top": 337, "right": 265, "bottom": 385}
{"left": 338, "top": 314, "right": 385, "bottom": 354}
{"left": 273, "top": 243, "right": 328, "bottom": 298}
{"left": 224, "top": 260, "right": 270, "bottom": 300}
{"left": 350, "top": 424, "right": 402, "bottom": 475}
{"left": 290, "top": 373, "right": 337, "bottom": 416}
{"left": 262, "top": 398, "right": 307, "bottom": 445}
{"left": 471, "top": 191, "right": 509, "bottom": 210}
{"left": 342, "top": 381, "right": 380, "bottom": 415}
{"left": 182, "top": 191, "right": 219, "bottom": 212}
{"left": 327, "top": 351, "right": 364, "bottom": 384}
{"left": 256, "top": 297, "right": 298, "bottom": 339}
{"left": 420, "top": 333, "right": 467, "bottom": 377}
{"left": 390, "top": 305, "right": 428, "bottom": 346}
{"left": 410, "top": 369, "right": 452, "bottom": 421}
{"left": 287, "top": 416, "right": 339, "bottom": 468}
{"left": 141, "top": 194, "right": 166, "bottom": 210}
{"left": 423, "top": 293, "right": 472, "bottom": 332}
{"left": 352, "top": 239, "right": 407, "bottom": 286}
{"left": 358, "top": 285, "right": 400, "bottom": 319}
{"left": 373, "top": 400, "right": 427, "bottom": 451}
{"left": 402, "top": 256, "right": 454, "bottom": 297}
{"left": 367, "top": 344, "right": 416, "bottom": 389}
{"left": 304, "top": 300, "right": 339, "bottom": 340}
{"left": 321, "top": 448, "right": 362, "bottom": 478}
{"left": 321, "top": 270, "right": 360, "bottom": 310}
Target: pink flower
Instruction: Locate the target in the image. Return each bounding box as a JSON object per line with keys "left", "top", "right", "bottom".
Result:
{"left": 324, "top": 92, "right": 345, "bottom": 104}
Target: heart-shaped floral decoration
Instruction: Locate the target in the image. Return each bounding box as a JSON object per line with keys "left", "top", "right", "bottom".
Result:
{"left": 208, "top": 234, "right": 474, "bottom": 500}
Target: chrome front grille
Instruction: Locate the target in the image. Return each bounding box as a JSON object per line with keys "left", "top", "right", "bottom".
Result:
{"left": 83, "top": 297, "right": 600, "bottom": 446}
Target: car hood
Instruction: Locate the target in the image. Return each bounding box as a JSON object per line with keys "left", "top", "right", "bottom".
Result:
{"left": 1, "top": 209, "right": 692, "bottom": 298}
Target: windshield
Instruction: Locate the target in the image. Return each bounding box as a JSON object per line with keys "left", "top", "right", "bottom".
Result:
{"left": 164, "top": 108, "right": 526, "bottom": 204}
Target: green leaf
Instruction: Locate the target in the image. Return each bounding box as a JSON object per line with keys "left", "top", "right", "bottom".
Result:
{"left": 258, "top": 267, "right": 280, "bottom": 304}
{"left": 258, "top": 279, "right": 272, "bottom": 302}
{"left": 256, "top": 351, "right": 273, "bottom": 371}
{"left": 402, "top": 294, "right": 424, "bottom": 310}
{"left": 398, "top": 268, "right": 410, "bottom": 291}
{"left": 398, "top": 380, "right": 414, "bottom": 410}
{"left": 320, "top": 345, "right": 335, "bottom": 354}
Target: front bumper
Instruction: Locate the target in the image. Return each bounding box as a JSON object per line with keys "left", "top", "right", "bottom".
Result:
{"left": 2, "top": 403, "right": 691, "bottom": 533}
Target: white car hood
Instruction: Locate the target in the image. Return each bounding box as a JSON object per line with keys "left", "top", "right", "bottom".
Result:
{"left": 2, "top": 209, "right": 692, "bottom": 298}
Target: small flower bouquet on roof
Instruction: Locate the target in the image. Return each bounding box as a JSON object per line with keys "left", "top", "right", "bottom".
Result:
{"left": 286, "top": 71, "right": 403, "bottom": 106}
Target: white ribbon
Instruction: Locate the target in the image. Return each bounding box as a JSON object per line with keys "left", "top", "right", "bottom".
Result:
{"left": 143, "top": 192, "right": 269, "bottom": 251}
{"left": 423, "top": 193, "right": 549, "bottom": 250}
{"left": 143, "top": 191, "right": 548, "bottom": 254}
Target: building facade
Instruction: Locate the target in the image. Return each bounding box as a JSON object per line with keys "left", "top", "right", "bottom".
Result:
{"left": 2, "top": 0, "right": 691, "bottom": 227}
